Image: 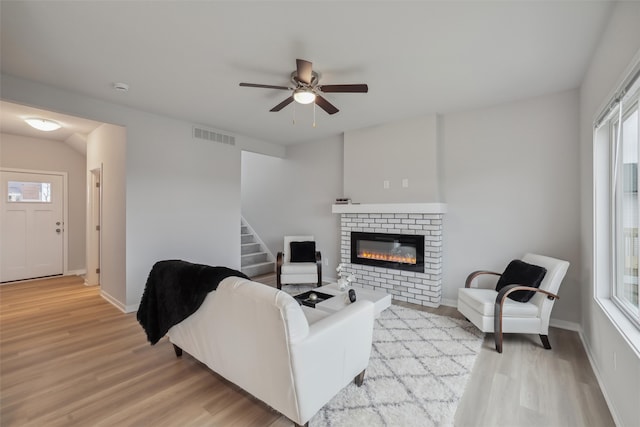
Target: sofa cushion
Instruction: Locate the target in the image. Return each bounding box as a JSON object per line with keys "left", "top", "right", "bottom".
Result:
{"left": 290, "top": 241, "right": 316, "bottom": 263}
{"left": 281, "top": 262, "right": 318, "bottom": 275}
{"left": 495, "top": 259, "right": 547, "bottom": 302}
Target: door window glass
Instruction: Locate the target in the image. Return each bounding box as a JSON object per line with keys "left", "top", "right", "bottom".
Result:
{"left": 7, "top": 181, "right": 52, "bottom": 203}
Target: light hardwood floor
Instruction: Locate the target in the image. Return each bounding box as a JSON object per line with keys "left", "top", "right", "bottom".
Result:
{"left": 1, "top": 274, "right": 614, "bottom": 426}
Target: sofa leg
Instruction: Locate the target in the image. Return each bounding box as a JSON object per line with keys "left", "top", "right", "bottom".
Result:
{"left": 540, "top": 334, "right": 552, "bottom": 350}
{"left": 173, "top": 344, "right": 183, "bottom": 358}
{"left": 354, "top": 369, "right": 365, "bottom": 387}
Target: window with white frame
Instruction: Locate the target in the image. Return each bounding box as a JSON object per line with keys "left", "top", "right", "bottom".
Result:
{"left": 594, "top": 59, "right": 640, "bottom": 329}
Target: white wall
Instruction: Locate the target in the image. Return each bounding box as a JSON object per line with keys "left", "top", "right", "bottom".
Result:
{"left": 241, "top": 135, "right": 343, "bottom": 279}
{"left": 441, "top": 89, "right": 581, "bottom": 322}
{"left": 242, "top": 90, "right": 582, "bottom": 325}
{"left": 579, "top": 2, "right": 640, "bottom": 426}
{"left": 1, "top": 74, "right": 273, "bottom": 311}
{"left": 0, "top": 133, "right": 86, "bottom": 272}
{"left": 86, "top": 124, "right": 127, "bottom": 305}
{"left": 344, "top": 115, "right": 440, "bottom": 203}
{"left": 125, "top": 112, "right": 243, "bottom": 309}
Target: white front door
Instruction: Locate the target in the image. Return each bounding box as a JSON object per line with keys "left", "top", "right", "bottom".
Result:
{"left": 1, "top": 171, "right": 64, "bottom": 282}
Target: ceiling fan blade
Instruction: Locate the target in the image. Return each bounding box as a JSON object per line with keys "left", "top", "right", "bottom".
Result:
{"left": 239, "top": 83, "right": 290, "bottom": 90}
{"left": 318, "top": 84, "right": 369, "bottom": 93}
{"left": 296, "top": 59, "right": 313, "bottom": 85}
{"left": 315, "top": 96, "right": 339, "bottom": 115}
{"left": 270, "top": 96, "right": 294, "bottom": 112}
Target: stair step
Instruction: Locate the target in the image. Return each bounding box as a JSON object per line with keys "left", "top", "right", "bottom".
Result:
{"left": 241, "top": 225, "right": 249, "bottom": 234}
{"left": 241, "top": 261, "right": 275, "bottom": 278}
{"left": 241, "top": 242, "right": 261, "bottom": 255}
{"left": 241, "top": 251, "right": 268, "bottom": 266}
{"left": 241, "top": 234, "right": 254, "bottom": 244}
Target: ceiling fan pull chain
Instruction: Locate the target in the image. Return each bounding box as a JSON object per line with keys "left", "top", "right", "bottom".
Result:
{"left": 293, "top": 101, "right": 296, "bottom": 125}
{"left": 313, "top": 102, "right": 316, "bottom": 128}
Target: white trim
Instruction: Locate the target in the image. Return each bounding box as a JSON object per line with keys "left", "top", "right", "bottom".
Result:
{"left": 549, "top": 318, "right": 581, "bottom": 332}
{"left": 578, "top": 329, "right": 623, "bottom": 427}
{"left": 332, "top": 203, "right": 447, "bottom": 214}
{"left": 100, "top": 289, "right": 127, "bottom": 313}
{"left": 124, "top": 303, "right": 139, "bottom": 314}
{"left": 67, "top": 268, "right": 86, "bottom": 276}
{"left": 441, "top": 297, "right": 457, "bottom": 308}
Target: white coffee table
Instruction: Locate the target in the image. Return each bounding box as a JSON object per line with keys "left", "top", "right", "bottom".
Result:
{"left": 311, "top": 283, "right": 391, "bottom": 317}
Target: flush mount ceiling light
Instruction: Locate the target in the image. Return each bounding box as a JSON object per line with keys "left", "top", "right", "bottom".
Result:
{"left": 24, "top": 118, "right": 62, "bottom": 132}
{"left": 293, "top": 88, "right": 316, "bottom": 105}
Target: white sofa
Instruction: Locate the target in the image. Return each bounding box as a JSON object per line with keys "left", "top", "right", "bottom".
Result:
{"left": 167, "top": 276, "right": 375, "bottom": 426}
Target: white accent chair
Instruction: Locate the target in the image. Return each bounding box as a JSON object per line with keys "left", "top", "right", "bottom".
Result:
{"left": 276, "top": 235, "right": 322, "bottom": 290}
{"left": 457, "top": 253, "right": 570, "bottom": 353}
{"left": 168, "top": 276, "right": 374, "bottom": 427}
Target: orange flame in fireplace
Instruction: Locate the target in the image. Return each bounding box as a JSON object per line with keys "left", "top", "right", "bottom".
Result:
{"left": 358, "top": 251, "right": 416, "bottom": 265}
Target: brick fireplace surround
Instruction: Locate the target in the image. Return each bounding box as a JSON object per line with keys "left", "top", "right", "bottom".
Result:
{"left": 332, "top": 203, "right": 447, "bottom": 307}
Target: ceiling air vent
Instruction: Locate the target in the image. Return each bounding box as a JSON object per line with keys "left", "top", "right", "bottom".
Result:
{"left": 193, "top": 126, "right": 236, "bottom": 146}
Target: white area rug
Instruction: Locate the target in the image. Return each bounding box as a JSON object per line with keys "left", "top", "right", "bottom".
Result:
{"left": 308, "top": 304, "right": 483, "bottom": 427}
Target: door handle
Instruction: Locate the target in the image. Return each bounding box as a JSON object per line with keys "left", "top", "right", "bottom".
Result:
{"left": 56, "top": 229, "right": 61, "bottom": 233}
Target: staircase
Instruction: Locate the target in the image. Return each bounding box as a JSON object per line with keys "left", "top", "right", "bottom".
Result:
{"left": 241, "top": 218, "right": 275, "bottom": 278}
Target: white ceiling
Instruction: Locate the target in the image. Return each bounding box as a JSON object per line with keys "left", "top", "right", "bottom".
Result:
{"left": 0, "top": 1, "right": 614, "bottom": 146}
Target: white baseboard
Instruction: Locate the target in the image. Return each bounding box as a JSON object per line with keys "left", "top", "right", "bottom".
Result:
{"left": 99, "top": 290, "right": 126, "bottom": 313}
{"left": 441, "top": 297, "right": 457, "bottom": 308}
{"left": 100, "top": 289, "right": 139, "bottom": 313}
{"left": 577, "top": 330, "right": 622, "bottom": 427}
{"left": 125, "top": 302, "right": 139, "bottom": 314}
{"left": 549, "top": 318, "right": 581, "bottom": 332}
{"left": 67, "top": 269, "right": 87, "bottom": 276}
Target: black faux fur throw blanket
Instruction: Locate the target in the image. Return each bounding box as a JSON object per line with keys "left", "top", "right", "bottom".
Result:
{"left": 137, "top": 260, "right": 249, "bottom": 344}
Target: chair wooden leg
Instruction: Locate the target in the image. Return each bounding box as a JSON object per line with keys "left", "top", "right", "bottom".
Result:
{"left": 316, "top": 257, "right": 322, "bottom": 287}
{"left": 276, "top": 252, "right": 283, "bottom": 290}
{"left": 494, "top": 332, "right": 503, "bottom": 353}
{"left": 540, "top": 334, "right": 552, "bottom": 350}
{"left": 354, "top": 369, "right": 366, "bottom": 387}
{"left": 493, "top": 304, "right": 503, "bottom": 353}
{"left": 173, "top": 344, "right": 183, "bottom": 358}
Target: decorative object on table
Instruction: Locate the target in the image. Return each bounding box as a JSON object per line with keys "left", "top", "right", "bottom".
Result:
{"left": 348, "top": 289, "right": 356, "bottom": 303}
{"left": 336, "top": 263, "right": 356, "bottom": 291}
{"left": 293, "top": 290, "right": 335, "bottom": 308}
{"left": 335, "top": 197, "right": 352, "bottom": 204}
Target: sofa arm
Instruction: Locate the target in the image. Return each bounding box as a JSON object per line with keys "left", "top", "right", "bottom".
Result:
{"left": 289, "top": 300, "right": 375, "bottom": 423}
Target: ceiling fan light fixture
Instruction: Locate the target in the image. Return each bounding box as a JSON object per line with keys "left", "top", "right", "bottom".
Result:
{"left": 24, "top": 118, "right": 62, "bottom": 132}
{"left": 293, "top": 89, "right": 316, "bottom": 105}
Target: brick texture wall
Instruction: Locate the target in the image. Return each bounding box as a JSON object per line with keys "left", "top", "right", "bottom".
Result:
{"left": 339, "top": 212, "right": 443, "bottom": 307}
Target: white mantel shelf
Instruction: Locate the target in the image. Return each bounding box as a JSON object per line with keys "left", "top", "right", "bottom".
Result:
{"left": 331, "top": 203, "right": 447, "bottom": 214}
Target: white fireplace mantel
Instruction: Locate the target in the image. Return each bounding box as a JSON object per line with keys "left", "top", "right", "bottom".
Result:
{"left": 332, "top": 202, "right": 447, "bottom": 214}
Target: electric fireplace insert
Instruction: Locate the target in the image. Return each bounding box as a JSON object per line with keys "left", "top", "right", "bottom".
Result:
{"left": 350, "top": 231, "right": 424, "bottom": 272}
